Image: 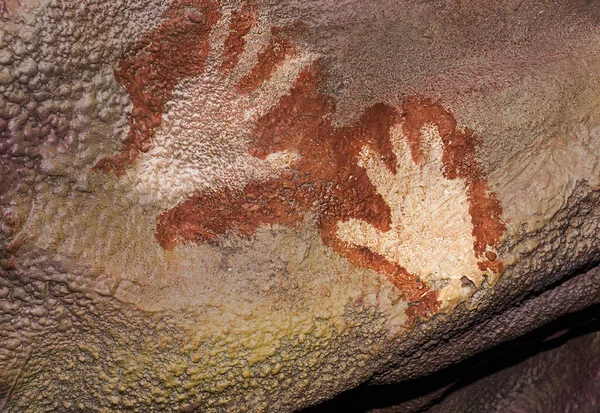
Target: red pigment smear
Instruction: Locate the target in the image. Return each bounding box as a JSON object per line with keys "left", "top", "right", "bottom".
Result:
{"left": 95, "top": 0, "right": 505, "bottom": 325}
{"left": 93, "top": 0, "right": 222, "bottom": 175}
{"left": 400, "top": 98, "right": 506, "bottom": 274}
{"left": 405, "top": 290, "right": 440, "bottom": 327}
{"left": 155, "top": 64, "right": 506, "bottom": 324}
{"left": 237, "top": 27, "right": 296, "bottom": 93}
{"left": 156, "top": 63, "right": 440, "bottom": 321}
{"left": 156, "top": 65, "right": 399, "bottom": 249}
{"left": 221, "top": 1, "right": 258, "bottom": 73}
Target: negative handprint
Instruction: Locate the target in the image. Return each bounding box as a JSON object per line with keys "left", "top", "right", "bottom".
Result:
{"left": 94, "top": 0, "right": 309, "bottom": 204}
{"left": 337, "top": 118, "right": 490, "bottom": 313}
{"left": 92, "top": 0, "right": 505, "bottom": 325}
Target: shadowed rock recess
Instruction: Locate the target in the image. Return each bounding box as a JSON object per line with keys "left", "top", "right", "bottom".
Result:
{"left": 1, "top": 0, "right": 599, "bottom": 412}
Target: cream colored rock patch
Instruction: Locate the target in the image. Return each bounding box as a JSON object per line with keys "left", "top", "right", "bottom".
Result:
{"left": 336, "top": 123, "right": 483, "bottom": 311}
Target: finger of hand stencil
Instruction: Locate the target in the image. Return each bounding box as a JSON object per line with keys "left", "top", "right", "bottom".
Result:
{"left": 357, "top": 145, "right": 401, "bottom": 202}
{"left": 221, "top": 1, "right": 259, "bottom": 73}
{"left": 237, "top": 27, "right": 296, "bottom": 93}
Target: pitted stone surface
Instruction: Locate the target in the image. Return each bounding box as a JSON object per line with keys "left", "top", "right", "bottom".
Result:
{"left": 1, "top": 0, "right": 600, "bottom": 412}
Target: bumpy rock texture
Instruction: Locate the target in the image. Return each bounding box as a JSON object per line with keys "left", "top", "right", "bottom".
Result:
{"left": 1, "top": 0, "right": 599, "bottom": 412}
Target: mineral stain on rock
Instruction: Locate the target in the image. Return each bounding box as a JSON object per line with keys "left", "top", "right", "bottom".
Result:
{"left": 220, "top": 1, "right": 258, "bottom": 73}
{"left": 95, "top": 0, "right": 506, "bottom": 325}
{"left": 93, "top": 0, "right": 222, "bottom": 175}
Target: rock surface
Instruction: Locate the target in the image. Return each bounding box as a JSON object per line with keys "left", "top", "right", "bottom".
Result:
{"left": 0, "top": 0, "right": 599, "bottom": 411}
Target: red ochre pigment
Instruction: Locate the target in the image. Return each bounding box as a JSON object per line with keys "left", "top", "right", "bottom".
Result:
{"left": 96, "top": 1, "right": 506, "bottom": 326}
{"left": 93, "top": 0, "right": 222, "bottom": 175}
{"left": 400, "top": 99, "right": 505, "bottom": 274}
{"left": 221, "top": 1, "right": 258, "bottom": 73}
